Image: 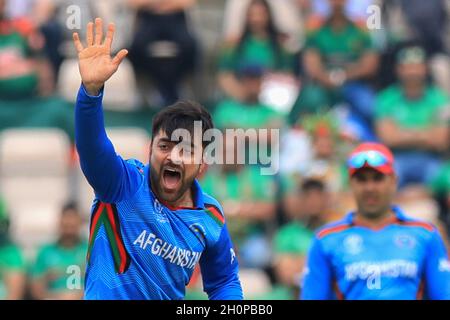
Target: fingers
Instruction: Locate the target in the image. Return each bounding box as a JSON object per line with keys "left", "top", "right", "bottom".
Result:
{"left": 73, "top": 32, "right": 84, "bottom": 53}
{"left": 104, "top": 23, "right": 115, "bottom": 50}
{"left": 86, "top": 21, "right": 94, "bottom": 46}
{"left": 94, "top": 17, "right": 103, "bottom": 46}
{"left": 112, "top": 49, "right": 128, "bottom": 66}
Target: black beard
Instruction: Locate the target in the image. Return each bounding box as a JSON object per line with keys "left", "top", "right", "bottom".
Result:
{"left": 149, "top": 165, "right": 197, "bottom": 204}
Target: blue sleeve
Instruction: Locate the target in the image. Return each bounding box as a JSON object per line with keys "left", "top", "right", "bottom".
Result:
{"left": 301, "top": 236, "right": 333, "bottom": 300}
{"left": 424, "top": 229, "right": 450, "bottom": 300}
{"left": 199, "top": 224, "right": 243, "bottom": 300}
{"left": 75, "top": 84, "right": 144, "bottom": 203}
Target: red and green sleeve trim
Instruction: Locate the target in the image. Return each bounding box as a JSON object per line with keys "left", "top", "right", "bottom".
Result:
{"left": 205, "top": 204, "right": 225, "bottom": 227}
{"left": 87, "top": 202, "right": 131, "bottom": 274}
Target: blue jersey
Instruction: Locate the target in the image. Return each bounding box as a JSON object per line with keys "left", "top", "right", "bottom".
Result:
{"left": 301, "top": 207, "right": 450, "bottom": 300}
{"left": 75, "top": 85, "right": 243, "bottom": 300}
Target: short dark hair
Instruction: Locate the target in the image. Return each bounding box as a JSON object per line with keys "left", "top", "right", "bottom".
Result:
{"left": 301, "top": 178, "right": 325, "bottom": 194}
{"left": 151, "top": 100, "right": 214, "bottom": 148}
{"left": 61, "top": 201, "right": 80, "bottom": 216}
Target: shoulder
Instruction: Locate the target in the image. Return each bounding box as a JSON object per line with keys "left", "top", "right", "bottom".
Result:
{"left": 0, "top": 243, "right": 24, "bottom": 266}
{"left": 377, "top": 85, "right": 401, "bottom": 100}
{"left": 218, "top": 39, "right": 239, "bottom": 55}
{"left": 0, "top": 243, "right": 23, "bottom": 256}
{"left": 393, "top": 207, "right": 441, "bottom": 242}
{"left": 202, "top": 192, "right": 225, "bottom": 227}
{"left": 305, "top": 16, "right": 327, "bottom": 35}
{"left": 215, "top": 99, "right": 240, "bottom": 112}
{"left": 376, "top": 85, "right": 402, "bottom": 109}
{"left": 351, "top": 21, "right": 371, "bottom": 35}
{"left": 125, "top": 158, "right": 146, "bottom": 174}
{"left": 315, "top": 218, "right": 352, "bottom": 240}
{"left": 36, "top": 243, "right": 56, "bottom": 256}
{"left": 397, "top": 214, "right": 437, "bottom": 238}
{"left": 427, "top": 86, "right": 449, "bottom": 103}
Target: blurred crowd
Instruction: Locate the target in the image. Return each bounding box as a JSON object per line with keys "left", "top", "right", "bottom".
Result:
{"left": 0, "top": 0, "right": 449, "bottom": 299}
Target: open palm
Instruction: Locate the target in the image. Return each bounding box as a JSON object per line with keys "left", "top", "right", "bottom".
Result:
{"left": 73, "top": 18, "right": 128, "bottom": 95}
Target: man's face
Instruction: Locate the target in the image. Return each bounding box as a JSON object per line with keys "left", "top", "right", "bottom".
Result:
{"left": 397, "top": 62, "right": 427, "bottom": 84}
{"left": 329, "top": 0, "right": 347, "bottom": 13}
{"left": 241, "top": 76, "right": 262, "bottom": 102}
{"left": 350, "top": 168, "right": 396, "bottom": 219}
{"left": 247, "top": 1, "right": 270, "bottom": 33}
{"left": 313, "top": 135, "right": 334, "bottom": 159}
{"left": 149, "top": 130, "right": 203, "bottom": 204}
{"left": 0, "top": 0, "right": 5, "bottom": 18}
{"left": 60, "top": 210, "right": 82, "bottom": 243}
{"left": 301, "top": 189, "right": 327, "bottom": 218}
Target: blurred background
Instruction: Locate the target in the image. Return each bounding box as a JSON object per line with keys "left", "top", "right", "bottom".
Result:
{"left": 0, "top": 0, "right": 449, "bottom": 300}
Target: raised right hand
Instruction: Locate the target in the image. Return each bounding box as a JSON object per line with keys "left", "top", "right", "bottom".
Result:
{"left": 73, "top": 18, "right": 128, "bottom": 95}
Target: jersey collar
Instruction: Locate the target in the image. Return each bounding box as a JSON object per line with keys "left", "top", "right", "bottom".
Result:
{"left": 346, "top": 205, "right": 407, "bottom": 229}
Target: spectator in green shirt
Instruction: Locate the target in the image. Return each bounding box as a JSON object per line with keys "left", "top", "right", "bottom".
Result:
{"left": 0, "top": 198, "right": 26, "bottom": 300}
{"left": 429, "top": 160, "right": 450, "bottom": 233}
{"left": 217, "top": 0, "right": 295, "bottom": 101}
{"left": 290, "top": 0, "right": 379, "bottom": 133}
{"left": 271, "top": 179, "right": 331, "bottom": 299}
{"left": 200, "top": 135, "right": 277, "bottom": 269}
{"left": 30, "top": 202, "right": 87, "bottom": 300}
{"left": 214, "top": 64, "right": 284, "bottom": 131}
{"left": 0, "top": 0, "right": 53, "bottom": 99}
{"left": 375, "top": 44, "right": 449, "bottom": 189}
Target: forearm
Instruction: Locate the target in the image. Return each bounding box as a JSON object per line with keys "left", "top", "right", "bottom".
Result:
{"left": 217, "top": 73, "right": 245, "bottom": 100}
{"left": 75, "top": 84, "right": 123, "bottom": 199}
{"left": 380, "top": 127, "right": 445, "bottom": 151}
{"left": 426, "top": 126, "right": 449, "bottom": 152}
{"left": 303, "top": 50, "right": 334, "bottom": 87}
{"left": 30, "top": 280, "right": 47, "bottom": 300}
{"left": 384, "top": 130, "right": 428, "bottom": 149}
{"left": 207, "top": 280, "right": 243, "bottom": 300}
{"left": 345, "top": 53, "right": 379, "bottom": 81}
{"left": 377, "top": 121, "right": 429, "bottom": 149}
{"left": 201, "top": 224, "right": 243, "bottom": 300}
{"left": 35, "top": 58, "right": 54, "bottom": 96}
{"left": 5, "top": 273, "right": 25, "bottom": 300}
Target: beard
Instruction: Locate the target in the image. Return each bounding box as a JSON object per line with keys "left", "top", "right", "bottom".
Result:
{"left": 149, "top": 162, "right": 198, "bottom": 205}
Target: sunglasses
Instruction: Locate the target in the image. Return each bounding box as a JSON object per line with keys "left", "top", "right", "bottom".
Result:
{"left": 347, "top": 150, "right": 390, "bottom": 169}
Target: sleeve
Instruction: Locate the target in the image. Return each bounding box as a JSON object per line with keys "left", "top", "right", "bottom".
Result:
{"left": 199, "top": 224, "right": 243, "bottom": 300}
{"left": 217, "top": 45, "right": 237, "bottom": 72}
{"left": 360, "top": 29, "right": 377, "bottom": 52}
{"left": 424, "top": 229, "right": 450, "bottom": 300}
{"left": 431, "top": 88, "right": 450, "bottom": 125}
{"left": 3, "top": 245, "right": 25, "bottom": 272}
{"left": 374, "top": 89, "right": 393, "bottom": 121}
{"left": 300, "top": 236, "right": 333, "bottom": 300}
{"left": 30, "top": 247, "right": 47, "bottom": 279}
{"left": 303, "top": 30, "right": 320, "bottom": 52}
{"left": 212, "top": 100, "right": 234, "bottom": 130}
{"left": 75, "top": 84, "right": 144, "bottom": 203}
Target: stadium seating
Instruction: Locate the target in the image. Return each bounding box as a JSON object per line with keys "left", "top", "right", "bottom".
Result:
{"left": 75, "top": 127, "right": 150, "bottom": 215}
{"left": 0, "top": 128, "right": 71, "bottom": 258}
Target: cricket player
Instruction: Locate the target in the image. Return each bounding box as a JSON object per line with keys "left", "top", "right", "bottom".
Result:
{"left": 301, "top": 142, "right": 450, "bottom": 299}
{"left": 72, "top": 18, "right": 242, "bottom": 300}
